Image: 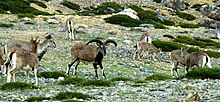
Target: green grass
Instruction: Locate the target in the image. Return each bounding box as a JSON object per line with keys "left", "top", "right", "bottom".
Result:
{"left": 25, "top": 96, "right": 51, "bottom": 102}
{"left": 62, "top": 99, "right": 85, "bottom": 102}
{"left": 17, "top": 14, "right": 35, "bottom": 18}
{"left": 176, "top": 22, "right": 200, "bottom": 28}
{"left": 175, "top": 11, "right": 196, "bottom": 21}
{"left": 110, "top": 76, "right": 133, "bottom": 81}
{"left": 38, "top": 71, "right": 67, "bottom": 79}
{"left": 60, "top": 0, "right": 80, "bottom": 11}
{"left": 53, "top": 92, "right": 92, "bottom": 101}
{"left": 0, "top": 82, "right": 38, "bottom": 91}
{"left": 0, "top": 22, "right": 13, "bottom": 28}
{"left": 145, "top": 73, "right": 172, "bottom": 81}
{"left": 184, "top": 68, "right": 220, "bottom": 79}
{"left": 0, "top": 0, "right": 50, "bottom": 15}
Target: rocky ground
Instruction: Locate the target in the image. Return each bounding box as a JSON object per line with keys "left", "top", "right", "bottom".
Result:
{"left": 0, "top": 0, "right": 220, "bottom": 102}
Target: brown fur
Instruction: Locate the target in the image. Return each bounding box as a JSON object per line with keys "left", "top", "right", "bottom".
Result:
{"left": 133, "top": 41, "right": 161, "bottom": 60}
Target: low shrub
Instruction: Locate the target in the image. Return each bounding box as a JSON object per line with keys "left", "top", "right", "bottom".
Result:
{"left": 185, "top": 68, "right": 220, "bottom": 79}
{"left": 60, "top": 0, "right": 80, "bottom": 11}
{"left": 163, "top": 34, "right": 175, "bottom": 39}
{"left": 145, "top": 73, "right": 172, "bottom": 81}
{"left": 0, "top": 82, "right": 38, "bottom": 90}
{"left": 206, "top": 51, "right": 220, "bottom": 58}
{"left": 54, "top": 92, "right": 92, "bottom": 101}
{"left": 191, "top": 4, "right": 205, "bottom": 11}
{"left": 0, "top": 22, "right": 13, "bottom": 28}
{"left": 152, "top": 40, "right": 183, "bottom": 52}
{"left": 58, "top": 77, "right": 85, "bottom": 85}
{"left": 28, "top": 0, "right": 47, "bottom": 8}
{"left": 0, "top": 8, "right": 6, "bottom": 13}
{"left": 25, "top": 96, "right": 51, "bottom": 102}
{"left": 153, "top": 0, "right": 162, "bottom": 3}
{"left": 144, "top": 19, "right": 167, "bottom": 29}
{"left": 62, "top": 99, "right": 85, "bottom": 102}
{"left": 176, "top": 22, "right": 200, "bottom": 28}
{"left": 159, "top": 19, "right": 176, "bottom": 26}
{"left": 135, "top": 80, "right": 146, "bottom": 83}
{"left": 104, "top": 14, "right": 143, "bottom": 27}
{"left": 175, "top": 11, "right": 196, "bottom": 21}
{"left": 95, "top": 2, "right": 122, "bottom": 15}
{"left": 17, "top": 14, "right": 35, "bottom": 18}
{"left": 38, "top": 71, "right": 67, "bottom": 79}
{"left": 110, "top": 76, "right": 132, "bottom": 81}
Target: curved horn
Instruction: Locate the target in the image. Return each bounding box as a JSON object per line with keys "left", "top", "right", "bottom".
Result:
{"left": 104, "top": 39, "right": 117, "bottom": 47}
{"left": 86, "top": 39, "right": 104, "bottom": 46}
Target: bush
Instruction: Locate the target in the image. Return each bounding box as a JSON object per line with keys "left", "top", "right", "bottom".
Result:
{"left": 0, "top": 82, "right": 38, "bottom": 90}
{"left": 17, "top": 14, "right": 35, "bottom": 18}
{"left": 58, "top": 77, "right": 85, "bottom": 85}
{"left": 153, "top": 0, "right": 162, "bottom": 3}
{"left": 54, "top": 92, "right": 92, "bottom": 101}
{"left": 110, "top": 77, "right": 132, "bottom": 81}
{"left": 145, "top": 73, "right": 172, "bottom": 81}
{"left": 25, "top": 96, "right": 50, "bottom": 102}
{"left": 0, "top": 22, "right": 13, "bottom": 28}
{"left": 61, "top": 0, "right": 80, "bottom": 11}
{"left": 206, "top": 51, "right": 220, "bottom": 58}
{"left": 185, "top": 68, "right": 220, "bottom": 79}
{"left": 95, "top": 2, "right": 122, "bottom": 15}
{"left": 0, "top": 0, "right": 50, "bottom": 15}
{"left": 176, "top": 22, "right": 200, "bottom": 28}
{"left": 152, "top": 40, "right": 183, "bottom": 52}
{"left": 163, "top": 34, "right": 175, "bottom": 39}
{"left": 160, "top": 19, "right": 175, "bottom": 26}
{"left": 38, "top": 71, "right": 67, "bottom": 79}
{"left": 0, "top": 8, "right": 6, "bottom": 13}
{"left": 175, "top": 11, "right": 196, "bottom": 21}
{"left": 62, "top": 99, "right": 85, "bottom": 102}
{"left": 191, "top": 4, "right": 205, "bottom": 11}
{"left": 28, "top": 0, "right": 47, "bottom": 8}
{"left": 104, "top": 14, "right": 143, "bottom": 27}
{"left": 144, "top": 19, "right": 167, "bottom": 29}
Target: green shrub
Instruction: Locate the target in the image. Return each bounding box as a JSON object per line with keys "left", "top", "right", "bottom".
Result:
{"left": 60, "top": 0, "right": 80, "bottom": 11}
{"left": 95, "top": 2, "right": 122, "bottom": 15}
{"left": 0, "top": 8, "right": 6, "bottom": 13}
{"left": 185, "top": 68, "right": 220, "bottom": 79}
{"left": 110, "top": 77, "right": 132, "bottom": 81}
{"left": 0, "top": 82, "right": 38, "bottom": 90}
{"left": 145, "top": 73, "right": 172, "bottom": 81}
{"left": 144, "top": 19, "right": 167, "bottom": 29}
{"left": 54, "top": 92, "right": 92, "bottom": 101}
{"left": 206, "top": 51, "right": 220, "bottom": 58}
{"left": 62, "top": 99, "right": 85, "bottom": 102}
{"left": 17, "top": 14, "right": 35, "bottom": 18}
{"left": 0, "top": 0, "right": 50, "bottom": 15}
{"left": 163, "top": 34, "right": 175, "bottom": 39}
{"left": 135, "top": 80, "right": 146, "bottom": 83}
{"left": 187, "top": 47, "right": 199, "bottom": 53}
{"left": 28, "top": 0, "right": 47, "bottom": 8}
{"left": 176, "top": 11, "right": 196, "bottom": 21}
{"left": 0, "top": 22, "right": 13, "bottom": 28}
{"left": 160, "top": 19, "right": 175, "bottom": 26}
{"left": 176, "top": 22, "right": 200, "bottom": 28}
{"left": 38, "top": 71, "right": 67, "bottom": 79}
{"left": 25, "top": 96, "right": 50, "bottom": 102}
{"left": 152, "top": 40, "right": 183, "bottom": 52}
{"left": 191, "top": 4, "right": 204, "bottom": 11}
{"left": 153, "top": 0, "right": 162, "bottom": 3}
{"left": 104, "top": 14, "right": 143, "bottom": 27}
{"left": 58, "top": 77, "right": 85, "bottom": 85}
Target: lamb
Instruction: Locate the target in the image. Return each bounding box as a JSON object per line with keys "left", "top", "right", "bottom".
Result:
{"left": 5, "top": 34, "right": 56, "bottom": 61}
{"left": 4, "top": 37, "right": 40, "bottom": 86}
{"left": 66, "top": 17, "right": 76, "bottom": 40}
{"left": 170, "top": 47, "right": 212, "bottom": 77}
{"left": 66, "top": 39, "right": 117, "bottom": 79}
{"left": 133, "top": 41, "right": 161, "bottom": 60}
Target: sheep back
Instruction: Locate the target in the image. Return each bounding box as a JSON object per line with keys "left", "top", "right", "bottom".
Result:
{"left": 7, "top": 40, "right": 34, "bottom": 53}
{"left": 71, "top": 43, "right": 98, "bottom": 61}
{"left": 186, "top": 52, "right": 208, "bottom": 67}
{"left": 138, "top": 41, "right": 160, "bottom": 52}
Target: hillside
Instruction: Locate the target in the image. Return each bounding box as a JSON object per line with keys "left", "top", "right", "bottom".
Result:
{"left": 0, "top": 0, "right": 220, "bottom": 102}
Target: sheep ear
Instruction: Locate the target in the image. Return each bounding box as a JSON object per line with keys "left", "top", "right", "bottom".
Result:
{"left": 45, "top": 34, "right": 52, "bottom": 39}
{"left": 31, "top": 36, "right": 33, "bottom": 41}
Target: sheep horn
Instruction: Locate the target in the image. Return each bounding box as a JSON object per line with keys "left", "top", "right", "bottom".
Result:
{"left": 104, "top": 39, "right": 117, "bottom": 47}
{"left": 86, "top": 39, "right": 104, "bottom": 46}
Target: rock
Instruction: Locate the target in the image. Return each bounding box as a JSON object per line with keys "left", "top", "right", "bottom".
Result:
{"left": 20, "top": 17, "right": 32, "bottom": 22}
{"left": 58, "top": 77, "right": 65, "bottom": 81}
{"left": 200, "top": 2, "right": 220, "bottom": 21}
{"left": 47, "top": 19, "right": 59, "bottom": 24}
{"left": 114, "top": 8, "right": 139, "bottom": 20}
{"left": 108, "top": 29, "right": 122, "bottom": 35}
{"left": 139, "top": 66, "right": 154, "bottom": 74}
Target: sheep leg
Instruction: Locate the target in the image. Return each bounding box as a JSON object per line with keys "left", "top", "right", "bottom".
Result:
{"left": 73, "top": 61, "right": 80, "bottom": 78}
{"left": 174, "top": 62, "right": 179, "bottom": 77}
{"left": 66, "top": 59, "right": 77, "bottom": 75}
{"left": 34, "top": 64, "right": 38, "bottom": 86}
{"left": 133, "top": 50, "right": 138, "bottom": 60}
{"left": 93, "top": 63, "right": 99, "bottom": 78}
{"left": 98, "top": 62, "right": 106, "bottom": 79}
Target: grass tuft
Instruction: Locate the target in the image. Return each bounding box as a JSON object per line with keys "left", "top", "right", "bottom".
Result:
{"left": 184, "top": 68, "right": 220, "bottom": 79}
{"left": 0, "top": 82, "right": 38, "bottom": 90}
{"left": 176, "top": 22, "right": 200, "bottom": 28}
{"left": 60, "top": 0, "right": 80, "bottom": 11}
{"left": 38, "top": 71, "right": 67, "bottom": 79}
{"left": 0, "top": 22, "right": 13, "bottom": 28}
{"left": 145, "top": 73, "right": 172, "bottom": 81}
{"left": 175, "top": 11, "right": 196, "bottom": 21}
{"left": 53, "top": 92, "right": 92, "bottom": 101}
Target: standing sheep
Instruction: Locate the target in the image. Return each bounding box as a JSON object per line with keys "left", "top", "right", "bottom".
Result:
{"left": 66, "top": 39, "right": 117, "bottom": 79}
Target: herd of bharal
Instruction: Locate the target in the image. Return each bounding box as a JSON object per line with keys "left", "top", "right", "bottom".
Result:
{"left": 0, "top": 16, "right": 212, "bottom": 86}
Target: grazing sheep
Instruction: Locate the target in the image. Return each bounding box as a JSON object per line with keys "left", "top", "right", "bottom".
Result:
{"left": 66, "top": 17, "right": 76, "bottom": 40}
{"left": 66, "top": 39, "right": 117, "bottom": 79}
{"left": 5, "top": 34, "right": 56, "bottom": 61}
{"left": 4, "top": 37, "right": 40, "bottom": 86}
{"left": 133, "top": 41, "right": 161, "bottom": 61}
{"left": 170, "top": 47, "right": 212, "bottom": 77}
